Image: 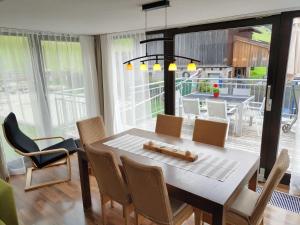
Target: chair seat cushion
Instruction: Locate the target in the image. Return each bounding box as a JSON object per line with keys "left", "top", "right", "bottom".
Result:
{"left": 170, "top": 197, "right": 193, "bottom": 225}
{"left": 226, "top": 187, "right": 260, "bottom": 224}
{"left": 37, "top": 138, "right": 77, "bottom": 168}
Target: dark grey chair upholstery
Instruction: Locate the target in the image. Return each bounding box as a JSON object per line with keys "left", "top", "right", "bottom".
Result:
{"left": 3, "top": 112, "right": 77, "bottom": 168}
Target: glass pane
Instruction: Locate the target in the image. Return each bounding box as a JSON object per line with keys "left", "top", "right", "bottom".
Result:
{"left": 175, "top": 25, "right": 272, "bottom": 154}
{"left": 41, "top": 39, "right": 86, "bottom": 137}
{"left": 279, "top": 18, "right": 300, "bottom": 184}
{"left": 128, "top": 33, "right": 165, "bottom": 131}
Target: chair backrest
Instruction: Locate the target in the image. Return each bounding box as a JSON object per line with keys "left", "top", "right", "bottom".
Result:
{"left": 233, "top": 88, "right": 251, "bottom": 96}
{"left": 76, "top": 116, "right": 106, "bottom": 147}
{"left": 182, "top": 98, "right": 201, "bottom": 116}
{"left": 250, "top": 149, "right": 290, "bottom": 224}
{"left": 206, "top": 100, "right": 228, "bottom": 120}
{"left": 155, "top": 114, "right": 183, "bottom": 138}
{"left": 259, "top": 98, "right": 266, "bottom": 114}
{"left": 85, "top": 144, "right": 130, "bottom": 205}
{"left": 219, "top": 87, "right": 229, "bottom": 95}
{"left": 2, "top": 112, "right": 40, "bottom": 166}
{"left": 192, "top": 119, "right": 228, "bottom": 147}
{"left": 120, "top": 156, "right": 173, "bottom": 224}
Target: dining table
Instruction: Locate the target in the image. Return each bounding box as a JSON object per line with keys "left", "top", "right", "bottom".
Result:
{"left": 77, "top": 128, "right": 259, "bottom": 225}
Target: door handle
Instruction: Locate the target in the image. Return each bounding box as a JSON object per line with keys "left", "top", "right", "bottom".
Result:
{"left": 266, "top": 85, "right": 272, "bottom": 111}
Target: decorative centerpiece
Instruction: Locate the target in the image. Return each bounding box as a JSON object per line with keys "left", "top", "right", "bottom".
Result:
{"left": 213, "top": 83, "right": 220, "bottom": 97}
{"left": 143, "top": 141, "right": 198, "bottom": 162}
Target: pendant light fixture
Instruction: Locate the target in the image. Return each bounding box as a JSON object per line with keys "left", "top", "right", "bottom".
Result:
{"left": 187, "top": 60, "right": 197, "bottom": 72}
{"left": 123, "top": 0, "right": 200, "bottom": 72}
{"left": 140, "top": 61, "right": 148, "bottom": 71}
{"left": 168, "top": 61, "right": 177, "bottom": 71}
{"left": 153, "top": 56, "right": 162, "bottom": 71}
{"left": 126, "top": 62, "right": 133, "bottom": 71}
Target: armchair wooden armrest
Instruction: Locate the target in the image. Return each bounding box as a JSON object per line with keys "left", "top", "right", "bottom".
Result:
{"left": 23, "top": 148, "right": 69, "bottom": 157}
{"left": 33, "top": 136, "right": 65, "bottom": 141}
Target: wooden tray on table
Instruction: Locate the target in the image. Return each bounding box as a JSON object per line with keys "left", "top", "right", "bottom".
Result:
{"left": 143, "top": 141, "right": 198, "bottom": 162}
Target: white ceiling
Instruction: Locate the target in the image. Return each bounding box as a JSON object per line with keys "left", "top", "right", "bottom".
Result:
{"left": 0, "top": 0, "right": 300, "bottom": 35}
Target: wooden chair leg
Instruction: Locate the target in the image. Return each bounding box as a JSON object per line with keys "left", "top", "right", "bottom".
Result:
{"left": 134, "top": 211, "right": 140, "bottom": 225}
{"left": 25, "top": 158, "right": 72, "bottom": 192}
{"left": 194, "top": 208, "right": 203, "bottom": 225}
{"left": 111, "top": 200, "right": 114, "bottom": 208}
{"left": 101, "top": 197, "right": 107, "bottom": 225}
{"left": 260, "top": 218, "right": 264, "bottom": 225}
{"left": 123, "top": 205, "right": 131, "bottom": 225}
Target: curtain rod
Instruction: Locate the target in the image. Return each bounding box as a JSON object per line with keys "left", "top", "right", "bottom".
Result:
{"left": 0, "top": 26, "right": 81, "bottom": 37}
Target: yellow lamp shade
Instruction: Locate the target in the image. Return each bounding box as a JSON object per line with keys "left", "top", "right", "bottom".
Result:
{"left": 168, "top": 62, "right": 177, "bottom": 71}
{"left": 153, "top": 63, "right": 162, "bottom": 71}
{"left": 140, "top": 62, "right": 148, "bottom": 71}
{"left": 187, "top": 62, "right": 197, "bottom": 72}
{"left": 126, "top": 62, "right": 133, "bottom": 71}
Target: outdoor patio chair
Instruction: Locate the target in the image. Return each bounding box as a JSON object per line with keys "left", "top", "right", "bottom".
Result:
{"left": 233, "top": 88, "right": 251, "bottom": 96}
{"left": 2, "top": 112, "right": 78, "bottom": 191}
{"left": 219, "top": 87, "right": 229, "bottom": 95}
{"left": 206, "top": 99, "right": 237, "bottom": 137}
{"left": 182, "top": 98, "right": 202, "bottom": 123}
{"left": 246, "top": 98, "right": 265, "bottom": 136}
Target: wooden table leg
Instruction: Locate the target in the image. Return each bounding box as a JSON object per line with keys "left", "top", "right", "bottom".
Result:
{"left": 77, "top": 151, "right": 92, "bottom": 210}
{"left": 248, "top": 169, "right": 258, "bottom": 191}
{"left": 212, "top": 206, "right": 225, "bottom": 225}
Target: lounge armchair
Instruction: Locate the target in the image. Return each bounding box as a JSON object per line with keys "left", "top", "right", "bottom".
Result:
{"left": 2, "top": 112, "right": 78, "bottom": 191}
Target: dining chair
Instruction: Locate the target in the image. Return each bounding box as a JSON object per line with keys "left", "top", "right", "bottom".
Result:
{"left": 192, "top": 119, "right": 228, "bottom": 147}
{"left": 76, "top": 116, "right": 107, "bottom": 147}
{"left": 2, "top": 112, "right": 77, "bottom": 191}
{"left": 195, "top": 149, "right": 290, "bottom": 225}
{"left": 120, "top": 156, "right": 194, "bottom": 225}
{"left": 155, "top": 114, "right": 183, "bottom": 138}
{"left": 85, "top": 145, "right": 133, "bottom": 225}
{"left": 233, "top": 88, "right": 251, "bottom": 96}
{"left": 76, "top": 116, "right": 116, "bottom": 208}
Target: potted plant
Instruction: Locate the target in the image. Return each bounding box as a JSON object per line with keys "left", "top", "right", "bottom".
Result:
{"left": 213, "top": 83, "right": 219, "bottom": 97}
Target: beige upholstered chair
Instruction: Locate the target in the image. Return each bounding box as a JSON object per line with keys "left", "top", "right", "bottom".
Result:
{"left": 76, "top": 116, "right": 106, "bottom": 147}
{"left": 195, "top": 149, "right": 290, "bottom": 225}
{"left": 85, "top": 145, "right": 133, "bottom": 225}
{"left": 155, "top": 114, "right": 183, "bottom": 138}
{"left": 192, "top": 119, "right": 228, "bottom": 147}
{"left": 120, "top": 156, "right": 193, "bottom": 225}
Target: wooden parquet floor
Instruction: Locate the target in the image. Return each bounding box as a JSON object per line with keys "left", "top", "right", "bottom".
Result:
{"left": 9, "top": 155, "right": 300, "bottom": 225}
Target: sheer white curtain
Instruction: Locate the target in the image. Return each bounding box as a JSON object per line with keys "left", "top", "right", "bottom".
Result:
{"left": 288, "top": 20, "right": 300, "bottom": 196}
{"left": 101, "top": 31, "right": 151, "bottom": 135}
{"left": 0, "top": 28, "right": 100, "bottom": 175}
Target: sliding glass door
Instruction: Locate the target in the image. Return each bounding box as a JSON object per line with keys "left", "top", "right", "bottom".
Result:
{"left": 173, "top": 25, "right": 273, "bottom": 157}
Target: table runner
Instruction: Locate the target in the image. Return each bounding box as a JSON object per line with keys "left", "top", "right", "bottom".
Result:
{"left": 104, "top": 134, "right": 239, "bottom": 182}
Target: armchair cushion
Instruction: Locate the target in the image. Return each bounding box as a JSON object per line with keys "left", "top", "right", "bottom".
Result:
{"left": 3, "top": 112, "right": 41, "bottom": 166}
{"left": 3, "top": 113, "right": 78, "bottom": 169}
{"left": 38, "top": 138, "right": 77, "bottom": 168}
